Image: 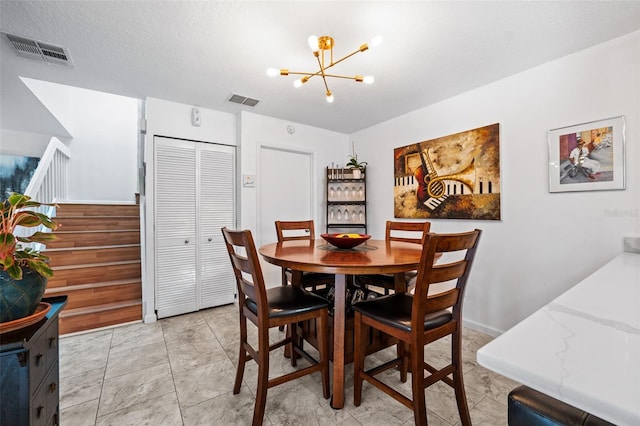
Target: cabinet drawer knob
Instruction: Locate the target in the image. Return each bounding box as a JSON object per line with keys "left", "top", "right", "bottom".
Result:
{"left": 184, "top": 239, "right": 189, "bottom": 244}
{"left": 208, "top": 237, "right": 212, "bottom": 242}
{"left": 35, "top": 353, "right": 43, "bottom": 365}
{"left": 37, "top": 405, "right": 44, "bottom": 418}
{"left": 49, "top": 336, "right": 57, "bottom": 348}
{"left": 49, "top": 382, "right": 57, "bottom": 393}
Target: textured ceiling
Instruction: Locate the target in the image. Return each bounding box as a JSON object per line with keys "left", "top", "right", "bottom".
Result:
{"left": 1, "top": 1, "right": 639, "bottom": 137}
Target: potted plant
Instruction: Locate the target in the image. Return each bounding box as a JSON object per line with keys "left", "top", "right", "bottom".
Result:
{"left": 346, "top": 154, "right": 367, "bottom": 179}
{"left": 0, "top": 192, "right": 58, "bottom": 323}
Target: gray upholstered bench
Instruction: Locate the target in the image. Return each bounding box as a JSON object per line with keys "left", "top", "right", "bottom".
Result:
{"left": 508, "top": 386, "right": 615, "bottom": 426}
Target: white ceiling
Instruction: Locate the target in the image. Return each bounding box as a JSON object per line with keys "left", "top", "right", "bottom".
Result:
{"left": 1, "top": 1, "right": 639, "bottom": 137}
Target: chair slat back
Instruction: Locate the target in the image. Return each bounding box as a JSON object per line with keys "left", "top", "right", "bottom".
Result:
{"left": 275, "top": 220, "right": 316, "bottom": 242}
{"left": 221, "top": 227, "right": 267, "bottom": 312}
{"left": 413, "top": 229, "right": 481, "bottom": 322}
{"left": 386, "top": 220, "right": 431, "bottom": 244}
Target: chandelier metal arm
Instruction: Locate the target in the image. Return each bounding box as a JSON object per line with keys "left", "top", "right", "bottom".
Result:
{"left": 327, "top": 46, "right": 367, "bottom": 70}
{"left": 315, "top": 53, "right": 332, "bottom": 94}
{"left": 284, "top": 71, "right": 363, "bottom": 81}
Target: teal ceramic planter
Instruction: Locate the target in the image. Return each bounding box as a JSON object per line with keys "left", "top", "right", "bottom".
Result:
{"left": 0, "top": 268, "right": 48, "bottom": 323}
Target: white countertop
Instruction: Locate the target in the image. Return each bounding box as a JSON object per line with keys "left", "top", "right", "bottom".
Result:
{"left": 477, "top": 252, "right": 640, "bottom": 426}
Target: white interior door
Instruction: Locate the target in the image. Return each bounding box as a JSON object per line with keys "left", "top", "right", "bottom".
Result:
{"left": 154, "top": 137, "right": 198, "bottom": 318}
{"left": 199, "top": 143, "right": 236, "bottom": 309}
{"left": 259, "top": 146, "right": 314, "bottom": 286}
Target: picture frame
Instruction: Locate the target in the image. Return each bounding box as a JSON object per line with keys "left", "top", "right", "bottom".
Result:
{"left": 393, "top": 123, "right": 501, "bottom": 220}
{"left": 548, "top": 116, "right": 625, "bottom": 193}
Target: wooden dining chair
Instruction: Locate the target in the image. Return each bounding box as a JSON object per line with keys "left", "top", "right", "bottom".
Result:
{"left": 353, "top": 229, "right": 482, "bottom": 426}
{"left": 357, "top": 220, "right": 431, "bottom": 294}
{"left": 275, "top": 220, "right": 335, "bottom": 292}
{"left": 221, "top": 227, "right": 330, "bottom": 426}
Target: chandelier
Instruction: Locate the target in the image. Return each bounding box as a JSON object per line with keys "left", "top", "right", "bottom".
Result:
{"left": 267, "top": 35, "right": 382, "bottom": 103}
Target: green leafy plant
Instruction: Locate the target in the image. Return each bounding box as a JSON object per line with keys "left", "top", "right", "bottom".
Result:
{"left": 0, "top": 193, "right": 58, "bottom": 279}
{"left": 346, "top": 154, "right": 367, "bottom": 170}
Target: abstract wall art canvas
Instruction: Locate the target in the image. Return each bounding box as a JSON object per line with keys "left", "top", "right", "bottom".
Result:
{"left": 393, "top": 123, "right": 501, "bottom": 220}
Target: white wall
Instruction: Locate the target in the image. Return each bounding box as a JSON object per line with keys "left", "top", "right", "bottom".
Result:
{"left": 64, "top": 88, "right": 139, "bottom": 202}
{"left": 238, "top": 111, "right": 349, "bottom": 235}
{"left": 21, "top": 78, "right": 76, "bottom": 137}
{"left": 351, "top": 31, "right": 640, "bottom": 335}
{"left": 142, "top": 97, "right": 237, "bottom": 322}
{"left": 0, "top": 129, "right": 52, "bottom": 157}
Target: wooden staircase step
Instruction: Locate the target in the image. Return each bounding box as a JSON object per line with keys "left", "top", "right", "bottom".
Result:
{"left": 45, "top": 279, "right": 142, "bottom": 310}
{"left": 48, "top": 260, "right": 141, "bottom": 288}
{"left": 54, "top": 216, "right": 140, "bottom": 231}
{"left": 56, "top": 203, "right": 139, "bottom": 217}
{"left": 46, "top": 244, "right": 141, "bottom": 267}
{"left": 47, "top": 201, "right": 143, "bottom": 334}
{"left": 46, "top": 230, "right": 140, "bottom": 248}
{"left": 59, "top": 301, "right": 142, "bottom": 335}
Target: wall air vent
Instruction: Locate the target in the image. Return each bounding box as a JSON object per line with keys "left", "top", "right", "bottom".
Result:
{"left": 227, "top": 93, "right": 260, "bottom": 107}
{"left": 3, "top": 32, "right": 74, "bottom": 67}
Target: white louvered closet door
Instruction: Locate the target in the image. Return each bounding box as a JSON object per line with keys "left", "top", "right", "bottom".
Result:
{"left": 199, "top": 143, "right": 236, "bottom": 308}
{"left": 154, "top": 137, "right": 236, "bottom": 319}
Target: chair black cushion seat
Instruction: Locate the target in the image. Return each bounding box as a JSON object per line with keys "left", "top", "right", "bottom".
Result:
{"left": 352, "top": 293, "right": 451, "bottom": 332}
{"left": 508, "top": 386, "right": 614, "bottom": 426}
{"left": 358, "top": 271, "right": 418, "bottom": 287}
{"left": 246, "top": 286, "right": 329, "bottom": 318}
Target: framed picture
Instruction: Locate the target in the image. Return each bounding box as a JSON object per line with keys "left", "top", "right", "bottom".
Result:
{"left": 393, "top": 123, "right": 501, "bottom": 220}
{"left": 548, "top": 116, "right": 625, "bottom": 192}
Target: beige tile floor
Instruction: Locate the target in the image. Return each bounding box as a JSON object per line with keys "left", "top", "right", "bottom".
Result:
{"left": 59, "top": 303, "right": 519, "bottom": 425}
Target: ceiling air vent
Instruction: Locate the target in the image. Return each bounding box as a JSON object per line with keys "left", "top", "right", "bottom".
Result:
{"left": 3, "top": 32, "right": 73, "bottom": 67}
{"left": 227, "top": 93, "right": 260, "bottom": 107}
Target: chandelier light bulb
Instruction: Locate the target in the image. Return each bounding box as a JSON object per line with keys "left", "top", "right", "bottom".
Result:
{"left": 326, "top": 92, "right": 334, "bottom": 103}
{"left": 370, "top": 35, "right": 383, "bottom": 48}
{"left": 363, "top": 75, "right": 375, "bottom": 84}
{"left": 293, "top": 79, "right": 303, "bottom": 88}
{"left": 307, "top": 35, "right": 319, "bottom": 52}
{"left": 266, "top": 67, "right": 279, "bottom": 77}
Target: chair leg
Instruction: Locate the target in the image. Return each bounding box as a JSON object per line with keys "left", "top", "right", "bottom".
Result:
{"left": 318, "top": 311, "right": 330, "bottom": 399}
{"left": 252, "top": 327, "right": 270, "bottom": 426}
{"left": 290, "top": 321, "right": 298, "bottom": 367}
{"left": 353, "top": 312, "right": 366, "bottom": 406}
{"left": 411, "top": 341, "right": 427, "bottom": 425}
{"left": 279, "top": 269, "right": 288, "bottom": 331}
{"left": 234, "top": 313, "right": 248, "bottom": 394}
{"left": 398, "top": 341, "right": 408, "bottom": 383}
{"left": 452, "top": 332, "right": 472, "bottom": 426}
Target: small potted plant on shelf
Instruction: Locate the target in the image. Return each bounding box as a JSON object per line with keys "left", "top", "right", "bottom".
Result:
{"left": 0, "top": 192, "right": 58, "bottom": 323}
{"left": 346, "top": 154, "right": 367, "bottom": 179}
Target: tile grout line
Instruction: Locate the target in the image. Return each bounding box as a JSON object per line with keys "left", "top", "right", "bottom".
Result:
{"left": 161, "top": 322, "right": 187, "bottom": 426}
{"left": 95, "top": 329, "right": 114, "bottom": 425}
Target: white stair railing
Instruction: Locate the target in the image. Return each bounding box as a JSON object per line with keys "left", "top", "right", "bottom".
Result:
{"left": 16, "top": 137, "right": 71, "bottom": 242}
{"left": 24, "top": 137, "right": 71, "bottom": 203}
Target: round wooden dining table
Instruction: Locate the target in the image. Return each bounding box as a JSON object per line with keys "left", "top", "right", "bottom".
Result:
{"left": 258, "top": 239, "right": 423, "bottom": 409}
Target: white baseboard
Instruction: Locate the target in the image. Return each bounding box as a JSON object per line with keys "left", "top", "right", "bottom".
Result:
{"left": 462, "top": 317, "right": 503, "bottom": 337}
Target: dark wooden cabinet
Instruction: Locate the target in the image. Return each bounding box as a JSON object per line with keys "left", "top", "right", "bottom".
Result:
{"left": 1, "top": 296, "right": 67, "bottom": 426}
{"left": 326, "top": 167, "right": 367, "bottom": 234}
